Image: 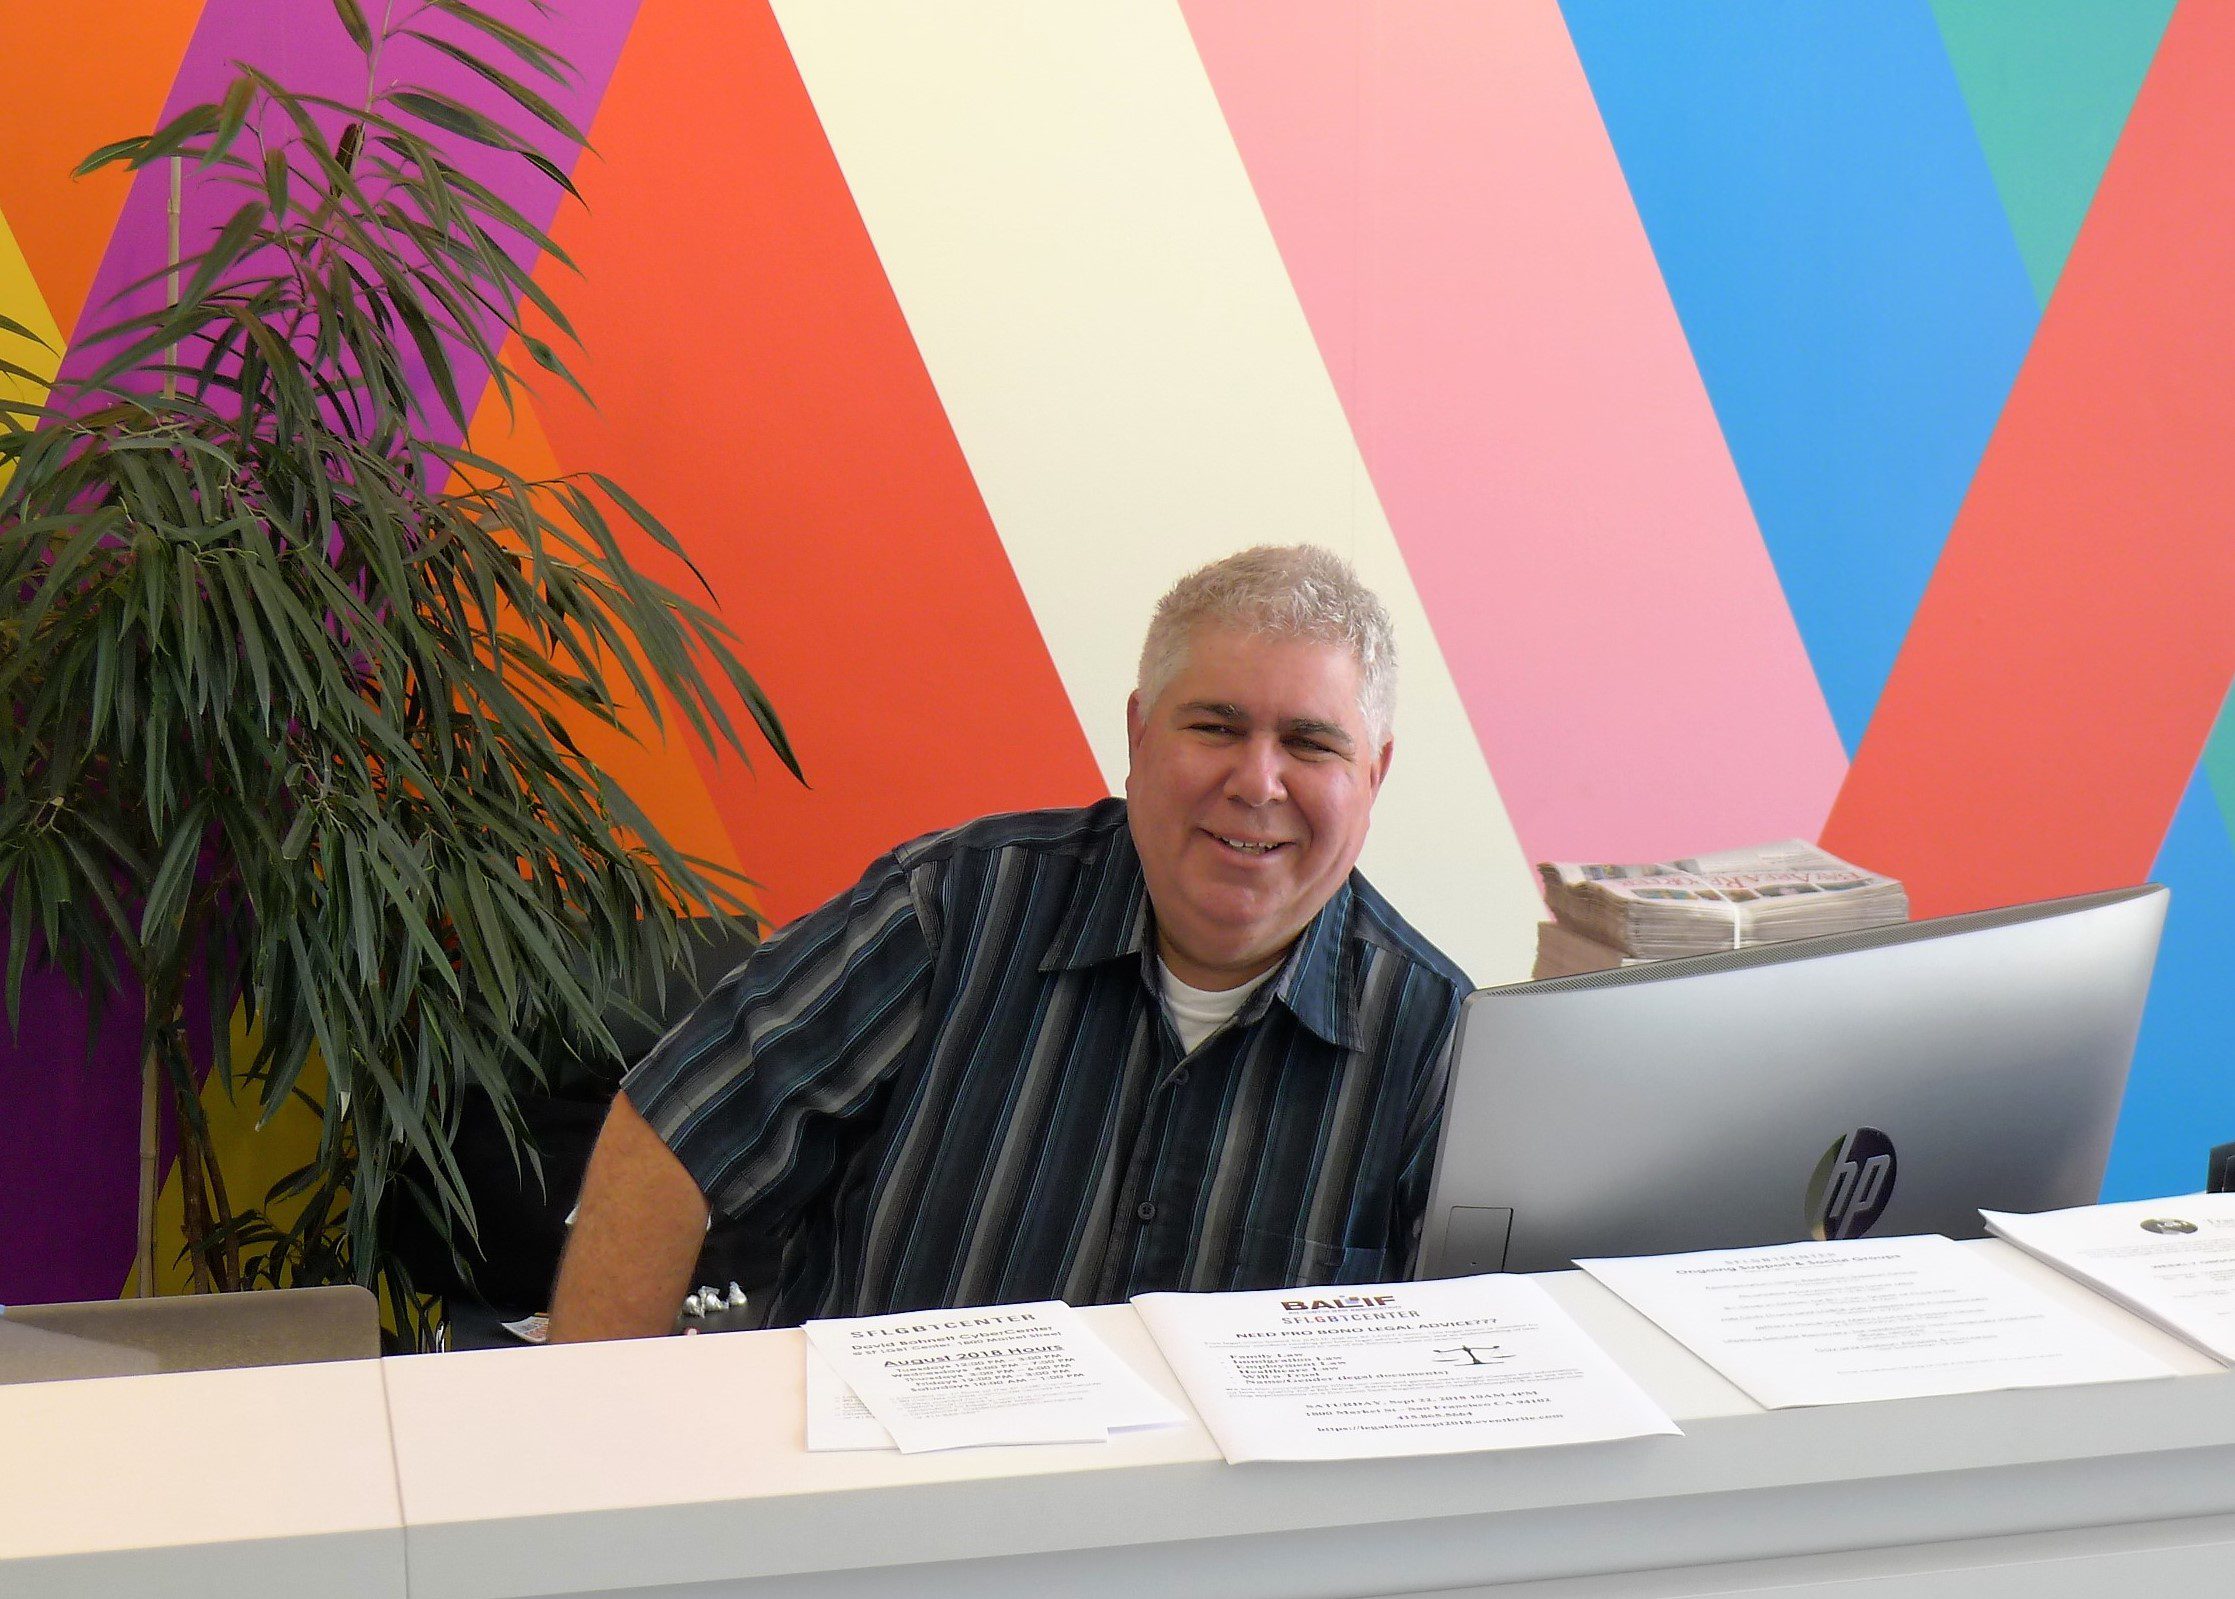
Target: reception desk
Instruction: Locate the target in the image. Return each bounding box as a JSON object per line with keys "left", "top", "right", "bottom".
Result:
{"left": 9, "top": 1241, "right": 2235, "bottom": 1598}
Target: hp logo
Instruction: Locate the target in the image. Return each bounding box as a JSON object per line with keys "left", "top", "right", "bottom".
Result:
{"left": 1806, "top": 1127, "right": 1898, "bottom": 1240}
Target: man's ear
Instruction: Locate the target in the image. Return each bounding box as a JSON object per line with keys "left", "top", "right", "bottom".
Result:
{"left": 1368, "top": 738, "right": 1394, "bottom": 797}
{"left": 1125, "top": 691, "right": 1146, "bottom": 754}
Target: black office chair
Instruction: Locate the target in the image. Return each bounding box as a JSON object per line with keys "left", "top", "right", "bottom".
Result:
{"left": 389, "top": 917, "right": 776, "bottom": 1344}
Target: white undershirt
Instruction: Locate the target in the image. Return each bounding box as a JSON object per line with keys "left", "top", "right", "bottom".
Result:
{"left": 1158, "top": 960, "right": 1275, "bottom": 1055}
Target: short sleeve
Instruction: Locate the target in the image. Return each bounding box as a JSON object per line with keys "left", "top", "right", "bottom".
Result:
{"left": 621, "top": 850, "right": 935, "bottom": 1234}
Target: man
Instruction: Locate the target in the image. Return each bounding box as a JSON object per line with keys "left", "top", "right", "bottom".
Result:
{"left": 548, "top": 545, "right": 1469, "bottom": 1340}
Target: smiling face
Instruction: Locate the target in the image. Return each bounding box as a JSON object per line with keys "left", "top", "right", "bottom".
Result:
{"left": 1125, "top": 625, "right": 1392, "bottom": 990}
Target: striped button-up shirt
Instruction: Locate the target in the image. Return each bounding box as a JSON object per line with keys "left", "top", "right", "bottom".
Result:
{"left": 622, "top": 800, "right": 1470, "bottom": 1326}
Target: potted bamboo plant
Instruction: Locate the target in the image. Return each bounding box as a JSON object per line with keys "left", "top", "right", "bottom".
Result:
{"left": 0, "top": 0, "right": 798, "bottom": 1341}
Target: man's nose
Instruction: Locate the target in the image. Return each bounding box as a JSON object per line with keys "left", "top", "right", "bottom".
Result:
{"left": 1227, "top": 737, "right": 1286, "bottom": 805}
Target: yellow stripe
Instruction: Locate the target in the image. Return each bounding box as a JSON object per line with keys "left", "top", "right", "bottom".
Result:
{"left": 0, "top": 202, "right": 63, "bottom": 405}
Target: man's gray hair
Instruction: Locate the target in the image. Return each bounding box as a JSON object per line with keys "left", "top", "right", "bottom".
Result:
{"left": 1137, "top": 545, "right": 1397, "bottom": 742}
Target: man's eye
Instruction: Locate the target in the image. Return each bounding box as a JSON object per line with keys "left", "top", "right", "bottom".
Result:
{"left": 1287, "top": 737, "right": 1337, "bottom": 757}
{"left": 1188, "top": 721, "right": 1240, "bottom": 737}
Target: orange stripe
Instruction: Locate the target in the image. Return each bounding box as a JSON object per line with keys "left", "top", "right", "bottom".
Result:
{"left": 1823, "top": 0, "right": 2235, "bottom": 916}
{"left": 516, "top": 0, "right": 1104, "bottom": 929}
{"left": 0, "top": 0, "right": 207, "bottom": 337}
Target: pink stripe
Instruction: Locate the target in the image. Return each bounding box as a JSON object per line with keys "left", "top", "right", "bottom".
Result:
{"left": 1182, "top": 0, "right": 1847, "bottom": 862}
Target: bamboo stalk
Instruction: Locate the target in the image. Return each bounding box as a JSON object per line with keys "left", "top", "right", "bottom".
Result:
{"left": 133, "top": 154, "right": 185, "bottom": 1301}
{"left": 164, "top": 156, "right": 180, "bottom": 400}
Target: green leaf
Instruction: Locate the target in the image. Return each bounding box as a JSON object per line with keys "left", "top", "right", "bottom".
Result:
{"left": 73, "top": 135, "right": 150, "bottom": 176}
{"left": 5, "top": 876, "right": 35, "bottom": 1036}
{"left": 56, "top": 835, "right": 137, "bottom": 955}
{"left": 408, "top": 34, "right": 587, "bottom": 145}
{"left": 520, "top": 335, "right": 591, "bottom": 407}
{"left": 425, "top": 0, "right": 572, "bottom": 82}
{"left": 390, "top": 88, "right": 518, "bottom": 153}
{"left": 81, "top": 103, "right": 220, "bottom": 175}
{"left": 0, "top": 311, "right": 55, "bottom": 349}
{"left": 264, "top": 147, "right": 294, "bottom": 215}
{"left": 9, "top": 519, "right": 113, "bottom": 645}
{"left": 378, "top": 263, "right": 468, "bottom": 430}
{"left": 516, "top": 146, "right": 581, "bottom": 200}
{"left": 173, "top": 545, "right": 205, "bottom": 702}
{"left": 207, "top": 550, "right": 276, "bottom": 719}
{"left": 139, "top": 804, "right": 208, "bottom": 945}
{"left": 204, "top": 76, "right": 258, "bottom": 169}
{"left": 179, "top": 199, "right": 269, "bottom": 312}
{"left": 331, "top": 0, "right": 374, "bottom": 52}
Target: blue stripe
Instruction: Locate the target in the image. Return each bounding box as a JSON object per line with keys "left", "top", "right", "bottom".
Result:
{"left": 1560, "top": 0, "right": 2040, "bottom": 748}
{"left": 2102, "top": 767, "right": 2235, "bottom": 1200}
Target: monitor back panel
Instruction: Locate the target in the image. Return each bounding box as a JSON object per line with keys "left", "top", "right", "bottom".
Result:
{"left": 1418, "top": 887, "right": 2167, "bottom": 1277}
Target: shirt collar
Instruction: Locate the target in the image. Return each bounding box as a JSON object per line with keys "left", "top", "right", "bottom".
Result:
{"left": 1265, "top": 878, "right": 1357, "bottom": 1049}
{"left": 1041, "top": 817, "right": 1152, "bottom": 971}
{"left": 1042, "top": 815, "right": 1358, "bottom": 1050}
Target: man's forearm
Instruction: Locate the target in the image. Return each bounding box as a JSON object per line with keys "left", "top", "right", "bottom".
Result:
{"left": 547, "top": 1094, "right": 711, "bottom": 1342}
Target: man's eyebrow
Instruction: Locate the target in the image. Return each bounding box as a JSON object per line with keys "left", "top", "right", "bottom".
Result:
{"left": 1173, "top": 702, "right": 1357, "bottom": 752}
{"left": 1281, "top": 717, "right": 1356, "bottom": 751}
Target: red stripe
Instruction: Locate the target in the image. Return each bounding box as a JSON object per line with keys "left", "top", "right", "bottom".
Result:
{"left": 519, "top": 0, "right": 1104, "bottom": 929}
{"left": 1823, "top": 0, "right": 2235, "bottom": 916}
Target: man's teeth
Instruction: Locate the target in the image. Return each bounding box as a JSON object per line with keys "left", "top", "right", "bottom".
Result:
{"left": 1216, "top": 836, "right": 1281, "bottom": 853}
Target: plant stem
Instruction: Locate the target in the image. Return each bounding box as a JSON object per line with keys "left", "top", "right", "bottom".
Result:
{"left": 199, "top": 1085, "right": 243, "bottom": 1292}
{"left": 136, "top": 1031, "right": 158, "bottom": 1297}
{"left": 173, "top": 1058, "right": 217, "bottom": 1296}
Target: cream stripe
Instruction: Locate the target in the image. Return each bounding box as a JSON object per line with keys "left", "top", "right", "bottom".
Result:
{"left": 770, "top": 0, "right": 1539, "bottom": 983}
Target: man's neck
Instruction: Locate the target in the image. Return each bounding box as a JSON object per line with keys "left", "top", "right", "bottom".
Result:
{"left": 1153, "top": 932, "right": 1289, "bottom": 991}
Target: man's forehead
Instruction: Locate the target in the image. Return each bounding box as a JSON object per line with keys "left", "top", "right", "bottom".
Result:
{"left": 1157, "top": 631, "right": 1368, "bottom": 728}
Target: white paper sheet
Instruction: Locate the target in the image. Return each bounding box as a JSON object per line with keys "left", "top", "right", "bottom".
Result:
{"left": 1130, "top": 1275, "right": 1679, "bottom": 1463}
{"left": 803, "top": 1341, "right": 897, "bottom": 1451}
{"left": 802, "top": 1300, "right": 1185, "bottom": 1453}
{"left": 1581, "top": 1234, "right": 2177, "bottom": 1409}
{"left": 1984, "top": 1193, "right": 2235, "bottom": 1364}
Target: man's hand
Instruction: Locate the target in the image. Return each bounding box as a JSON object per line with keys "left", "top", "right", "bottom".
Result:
{"left": 546, "top": 1094, "right": 710, "bottom": 1342}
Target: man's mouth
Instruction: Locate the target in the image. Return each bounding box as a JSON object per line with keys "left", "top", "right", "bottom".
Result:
{"left": 1210, "top": 832, "right": 1288, "bottom": 856}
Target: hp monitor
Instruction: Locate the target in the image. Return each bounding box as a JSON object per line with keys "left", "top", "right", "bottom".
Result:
{"left": 1416, "top": 884, "right": 2168, "bottom": 1277}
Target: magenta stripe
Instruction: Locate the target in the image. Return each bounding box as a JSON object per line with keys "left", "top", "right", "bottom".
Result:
{"left": 1181, "top": 0, "right": 1847, "bottom": 865}
{"left": 62, "top": 0, "right": 641, "bottom": 412}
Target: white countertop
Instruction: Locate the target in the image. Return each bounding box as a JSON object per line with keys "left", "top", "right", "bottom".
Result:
{"left": 0, "top": 1356, "right": 404, "bottom": 1599}
{"left": 11, "top": 1241, "right": 2235, "bottom": 1599}
{"left": 377, "top": 1241, "right": 2235, "bottom": 1599}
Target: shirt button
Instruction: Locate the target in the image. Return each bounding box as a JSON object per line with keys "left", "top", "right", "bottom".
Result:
{"left": 1135, "top": 1200, "right": 1158, "bottom": 1223}
{"left": 1170, "top": 1069, "right": 1190, "bottom": 1087}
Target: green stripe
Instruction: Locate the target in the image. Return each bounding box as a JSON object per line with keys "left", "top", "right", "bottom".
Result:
{"left": 1931, "top": 0, "right": 2177, "bottom": 310}
{"left": 2204, "top": 682, "right": 2235, "bottom": 849}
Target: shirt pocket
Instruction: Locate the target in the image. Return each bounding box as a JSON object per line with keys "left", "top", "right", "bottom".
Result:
{"left": 1222, "top": 1224, "right": 1392, "bottom": 1292}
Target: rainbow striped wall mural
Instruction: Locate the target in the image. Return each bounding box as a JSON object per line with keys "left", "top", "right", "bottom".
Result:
{"left": 3, "top": 0, "right": 2230, "bottom": 1304}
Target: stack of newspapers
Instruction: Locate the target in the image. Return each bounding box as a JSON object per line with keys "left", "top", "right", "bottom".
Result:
{"left": 1533, "top": 839, "right": 1908, "bottom": 977}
